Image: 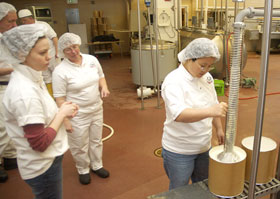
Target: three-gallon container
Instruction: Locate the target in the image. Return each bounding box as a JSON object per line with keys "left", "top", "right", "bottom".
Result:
{"left": 131, "top": 40, "right": 177, "bottom": 86}
{"left": 241, "top": 136, "right": 277, "bottom": 184}
{"left": 208, "top": 145, "right": 247, "bottom": 197}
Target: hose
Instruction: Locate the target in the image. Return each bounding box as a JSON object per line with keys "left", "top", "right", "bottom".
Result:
{"left": 218, "top": 22, "right": 245, "bottom": 163}
{"left": 225, "top": 91, "right": 280, "bottom": 100}
{"left": 226, "top": 32, "right": 234, "bottom": 76}
{"left": 102, "top": 123, "right": 114, "bottom": 142}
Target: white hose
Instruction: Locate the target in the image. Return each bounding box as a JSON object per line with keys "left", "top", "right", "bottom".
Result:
{"left": 102, "top": 123, "right": 114, "bottom": 142}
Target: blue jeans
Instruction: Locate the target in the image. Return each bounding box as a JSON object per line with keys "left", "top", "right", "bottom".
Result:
{"left": 162, "top": 148, "right": 209, "bottom": 190}
{"left": 25, "top": 155, "right": 64, "bottom": 199}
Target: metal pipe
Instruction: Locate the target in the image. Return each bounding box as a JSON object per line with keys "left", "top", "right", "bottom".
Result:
{"left": 214, "top": 0, "right": 217, "bottom": 29}
{"left": 225, "top": 0, "right": 228, "bottom": 33}
{"left": 220, "top": 0, "right": 223, "bottom": 30}
{"left": 137, "top": 0, "right": 144, "bottom": 110}
{"left": 235, "top": 7, "right": 280, "bottom": 22}
{"left": 147, "top": 7, "right": 157, "bottom": 90}
{"left": 200, "top": 0, "right": 203, "bottom": 27}
{"left": 196, "top": 0, "right": 199, "bottom": 27}
{"left": 204, "top": 0, "right": 208, "bottom": 25}
{"left": 174, "top": 0, "right": 177, "bottom": 29}
{"left": 235, "top": 7, "right": 251, "bottom": 22}
{"left": 154, "top": 0, "right": 160, "bottom": 109}
{"left": 234, "top": 2, "right": 239, "bottom": 22}
{"left": 223, "top": 0, "right": 228, "bottom": 85}
{"left": 177, "top": 0, "right": 181, "bottom": 29}
{"left": 248, "top": 1, "right": 273, "bottom": 198}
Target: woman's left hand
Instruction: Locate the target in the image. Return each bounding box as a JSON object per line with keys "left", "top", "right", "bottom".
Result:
{"left": 101, "top": 87, "right": 110, "bottom": 98}
{"left": 216, "top": 129, "right": 225, "bottom": 145}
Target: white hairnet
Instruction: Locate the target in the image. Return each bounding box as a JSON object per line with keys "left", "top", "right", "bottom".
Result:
{"left": 2, "top": 24, "right": 47, "bottom": 64}
{"left": 58, "top": 32, "right": 81, "bottom": 57}
{"left": 0, "top": 2, "right": 16, "bottom": 21}
{"left": 18, "top": 9, "right": 33, "bottom": 18}
{"left": 178, "top": 38, "right": 220, "bottom": 63}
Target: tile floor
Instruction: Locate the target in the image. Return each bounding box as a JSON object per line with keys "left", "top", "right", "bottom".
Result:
{"left": 0, "top": 52, "right": 280, "bottom": 199}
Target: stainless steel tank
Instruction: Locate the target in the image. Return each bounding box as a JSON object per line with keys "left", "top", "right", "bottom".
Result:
{"left": 180, "top": 29, "right": 247, "bottom": 79}
{"left": 131, "top": 40, "right": 177, "bottom": 86}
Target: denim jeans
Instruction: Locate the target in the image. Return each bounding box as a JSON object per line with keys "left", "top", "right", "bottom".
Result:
{"left": 25, "top": 155, "right": 64, "bottom": 199}
{"left": 162, "top": 148, "right": 209, "bottom": 190}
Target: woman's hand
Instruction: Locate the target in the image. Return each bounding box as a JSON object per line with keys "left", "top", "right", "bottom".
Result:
{"left": 216, "top": 128, "right": 225, "bottom": 145}
{"left": 59, "top": 101, "right": 79, "bottom": 118}
{"left": 101, "top": 87, "right": 110, "bottom": 98}
{"left": 210, "top": 102, "right": 228, "bottom": 117}
{"left": 64, "top": 119, "right": 73, "bottom": 133}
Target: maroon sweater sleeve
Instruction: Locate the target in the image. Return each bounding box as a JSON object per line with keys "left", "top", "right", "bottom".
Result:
{"left": 23, "top": 124, "right": 57, "bottom": 152}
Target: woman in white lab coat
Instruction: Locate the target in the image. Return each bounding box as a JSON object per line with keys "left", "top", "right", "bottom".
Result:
{"left": 52, "top": 33, "right": 110, "bottom": 185}
{"left": 1, "top": 24, "right": 79, "bottom": 199}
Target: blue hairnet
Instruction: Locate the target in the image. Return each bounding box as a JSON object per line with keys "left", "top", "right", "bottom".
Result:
{"left": 178, "top": 38, "right": 220, "bottom": 63}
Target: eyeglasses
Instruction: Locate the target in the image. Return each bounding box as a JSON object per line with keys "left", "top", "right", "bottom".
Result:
{"left": 193, "top": 60, "right": 214, "bottom": 72}
{"left": 64, "top": 45, "right": 80, "bottom": 53}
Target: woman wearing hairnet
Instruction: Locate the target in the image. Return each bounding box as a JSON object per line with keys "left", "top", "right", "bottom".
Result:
{"left": 1, "top": 24, "right": 79, "bottom": 198}
{"left": 52, "top": 33, "right": 110, "bottom": 185}
{"left": 161, "top": 38, "right": 228, "bottom": 190}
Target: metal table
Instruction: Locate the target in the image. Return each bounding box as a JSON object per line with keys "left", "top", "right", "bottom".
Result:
{"left": 148, "top": 179, "right": 280, "bottom": 199}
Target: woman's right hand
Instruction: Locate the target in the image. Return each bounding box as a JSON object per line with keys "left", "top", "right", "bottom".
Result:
{"left": 210, "top": 102, "right": 228, "bottom": 117}
{"left": 59, "top": 101, "right": 79, "bottom": 118}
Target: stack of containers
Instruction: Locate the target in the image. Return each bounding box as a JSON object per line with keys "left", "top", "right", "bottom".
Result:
{"left": 91, "top": 10, "right": 111, "bottom": 52}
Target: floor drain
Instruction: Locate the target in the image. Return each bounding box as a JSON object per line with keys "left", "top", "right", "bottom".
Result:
{"left": 154, "top": 147, "right": 162, "bottom": 158}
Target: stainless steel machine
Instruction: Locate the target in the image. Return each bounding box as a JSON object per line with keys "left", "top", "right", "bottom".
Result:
{"left": 131, "top": 40, "right": 177, "bottom": 86}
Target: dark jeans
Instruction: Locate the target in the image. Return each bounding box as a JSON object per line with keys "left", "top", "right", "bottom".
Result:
{"left": 25, "top": 155, "right": 64, "bottom": 199}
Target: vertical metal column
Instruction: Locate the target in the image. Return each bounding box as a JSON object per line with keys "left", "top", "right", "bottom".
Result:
{"left": 234, "top": 2, "right": 239, "bottom": 21}
{"left": 147, "top": 7, "right": 156, "bottom": 90}
{"left": 220, "top": 0, "right": 223, "bottom": 30}
{"left": 248, "top": 0, "right": 273, "bottom": 198}
{"left": 200, "top": 0, "right": 204, "bottom": 27}
{"left": 137, "top": 0, "right": 144, "bottom": 110}
{"left": 153, "top": 0, "right": 161, "bottom": 109}
{"left": 224, "top": 0, "right": 228, "bottom": 85}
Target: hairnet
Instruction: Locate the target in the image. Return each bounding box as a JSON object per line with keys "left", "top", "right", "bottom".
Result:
{"left": 58, "top": 32, "right": 81, "bottom": 57}
{"left": 0, "top": 2, "right": 16, "bottom": 21}
{"left": 178, "top": 38, "right": 220, "bottom": 63}
{"left": 18, "top": 9, "right": 33, "bottom": 18}
{"left": 2, "top": 24, "right": 47, "bottom": 64}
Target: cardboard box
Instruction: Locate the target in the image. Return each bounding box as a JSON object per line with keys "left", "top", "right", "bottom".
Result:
{"left": 97, "top": 18, "right": 103, "bottom": 24}
{"left": 102, "top": 17, "right": 108, "bottom": 24}
{"left": 99, "top": 10, "right": 103, "bottom": 17}
{"left": 93, "top": 10, "right": 99, "bottom": 18}
{"left": 92, "top": 30, "right": 98, "bottom": 36}
{"left": 98, "top": 24, "right": 107, "bottom": 31}
{"left": 91, "top": 18, "right": 97, "bottom": 25}
{"left": 98, "top": 30, "right": 105, "bottom": 35}
{"left": 91, "top": 24, "right": 98, "bottom": 31}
